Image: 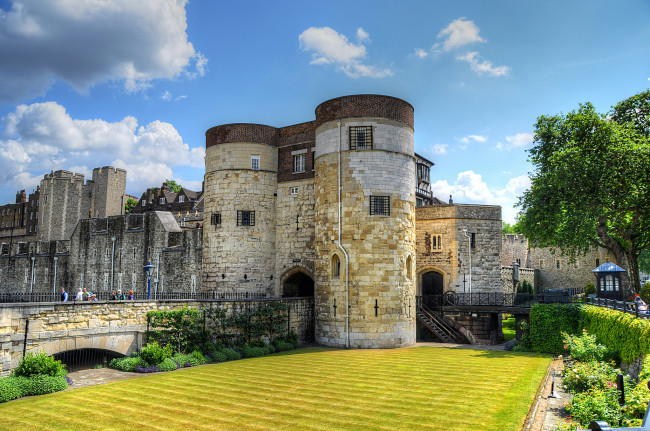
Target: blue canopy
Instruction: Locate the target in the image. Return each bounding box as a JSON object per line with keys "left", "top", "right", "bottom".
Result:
{"left": 592, "top": 262, "right": 626, "bottom": 273}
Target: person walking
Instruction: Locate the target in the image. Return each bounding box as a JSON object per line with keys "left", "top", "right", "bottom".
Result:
{"left": 60, "top": 287, "right": 68, "bottom": 302}
{"left": 75, "top": 288, "right": 83, "bottom": 301}
{"left": 117, "top": 289, "right": 126, "bottom": 300}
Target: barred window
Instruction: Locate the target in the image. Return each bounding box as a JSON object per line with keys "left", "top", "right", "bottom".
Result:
{"left": 210, "top": 213, "right": 221, "bottom": 227}
{"left": 471, "top": 233, "right": 476, "bottom": 249}
{"left": 369, "top": 196, "right": 390, "bottom": 216}
{"left": 237, "top": 210, "right": 255, "bottom": 226}
{"left": 290, "top": 187, "right": 299, "bottom": 195}
{"left": 349, "top": 126, "right": 373, "bottom": 150}
{"left": 251, "top": 155, "right": 260, "bottom": 170}
{"left": 293, "top": 154, "right": 305, "bottom": 173}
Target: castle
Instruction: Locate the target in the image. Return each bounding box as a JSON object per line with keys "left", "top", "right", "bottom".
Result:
{"left": 0, "top": 95, "right": 603, "bottom": 348}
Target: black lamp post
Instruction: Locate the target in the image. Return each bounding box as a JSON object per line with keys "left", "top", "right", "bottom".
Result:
{"left": 144, "top": 261, "right": 155, "bottom": 300}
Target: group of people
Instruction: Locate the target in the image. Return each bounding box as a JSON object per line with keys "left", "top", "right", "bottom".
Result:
{"left": 58, "top": 287, "right": 135, "bottom": 302}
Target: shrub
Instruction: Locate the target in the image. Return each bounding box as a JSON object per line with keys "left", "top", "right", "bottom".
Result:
{"left": 563, "top": 330, "right": 608, "bottom": 363}
{"left": 172, "top": 353, "right": 202, "bottom": 367}
{"left": 273, "top": 340, "right": 294, "bottom": 352}
{"left": 134, "top": 365, "right": 160, "bottom": 373}
{"left": 139, "top": 341, "right": 173, "bottom": 366}
{"left": 585, "top": 282, "right": 596, "bottom": 296}
{"left": 528, "top": 304, "right": 581, "bottom": 354}
{"left": 241, "top": 345, "right": 266, "bottom": 358}
{"left": 221, "top": 348, "right": 241, "bottom": 361}
{"left": 580, "top": 305, "right": 650, "bottom": 363}
{"left": 190, "top": 350, "right": 207, "bottom": 365}
{"left": 158, "top": 358, "right": 179, "bottom": 372}
{"left": 567, "top": 386, "right": 622, "bottom": 427}
{"left": 211, "top": 351, "right": 227, "bottom": 363}
{"left": 0, "top": 377, "right": 24, "bottom": 403}
{"left": 201, "top": 342, "right": 221, "bottom": 360}
{"left": 12, "top": 352, "right": 66, "bottom": 378}
{"left": 562, "top": 361, "right": 618, "bottom": 394}
{"left": 19, "top": 375, "right": 68, "bottom": 396}
{"left": 641, "top": 282, "right": 650, "bottom": 304}
{"left": 266, "top": 344, "right": 276, "bottom": 354}
{"left": 249, "top": 339, "right": 266, "bottom": 348}
{"left": 109, "top": 356, "right": 142, "bottom": 372}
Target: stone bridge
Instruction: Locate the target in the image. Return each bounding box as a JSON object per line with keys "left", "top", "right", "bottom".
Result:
{"left": 0, "top": 298, "right": 314, "bottom": 376}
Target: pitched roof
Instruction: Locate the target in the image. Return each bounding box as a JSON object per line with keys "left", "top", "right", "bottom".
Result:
{"left": 592, "top": 262, "right": 626, "bottom": 273}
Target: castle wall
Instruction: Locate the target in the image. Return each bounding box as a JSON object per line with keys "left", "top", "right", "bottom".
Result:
{"left": 416, "top": 204, "right": 502, "bottom": 294}
{"left": 38, "top": 171, "right": 85, "bottom": 242}
{"left": 274, "top": 179, "right": 315, "bottom": 296}
{"left": 313, "top": 96, "right": 417, "bottom": 349}
{"left": 90, "top": 167, "right": 127, "bottom": 218}
{"left": 203, "top": 134, "right": 278, "bottom": 296}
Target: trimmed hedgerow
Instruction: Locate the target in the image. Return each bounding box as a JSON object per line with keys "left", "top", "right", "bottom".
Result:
{"left": 580, "top": 305, "right": 650, "bottom": 363}
{"left": 528, "top": 303, "right": 582, "bottom": 354}
{"left": 210, "top": 351, "right": 227, "bottom": 363}
{"left": 20, "top": 375, "right": 69, "bottom": 395}
{"left": 0, "top": 377, "right": 25, "bottom": 403}
{"left": 241, "top": 345, "right": 266, "bottom": 358}
{"left": 158, "top": 358, "right": 179, "bottom": 372}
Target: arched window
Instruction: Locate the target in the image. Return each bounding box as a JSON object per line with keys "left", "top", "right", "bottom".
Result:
{"left": 437, "top": 235, "right": 441, "bottom": 249}
{"left": 432, "top": 236, "right": 436, "bottom": 249}
{"left": 406, "top": 256, "right": 413, "bottom": 279}
{"left": 332, "top": 254, "right": 341, "bottom": 279}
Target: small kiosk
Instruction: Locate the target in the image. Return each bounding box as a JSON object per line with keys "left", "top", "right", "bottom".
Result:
{"left": 592, "top": 262, "right": 626, "bottom": 301}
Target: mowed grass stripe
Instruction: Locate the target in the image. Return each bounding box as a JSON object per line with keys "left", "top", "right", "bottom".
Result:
{"left": 0, "top": 347, "right": 550, "bottom": 431}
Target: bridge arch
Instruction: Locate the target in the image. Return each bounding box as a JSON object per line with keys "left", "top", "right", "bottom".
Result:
{"left": 280, "top": 267, "right": 314, "bottom": 297}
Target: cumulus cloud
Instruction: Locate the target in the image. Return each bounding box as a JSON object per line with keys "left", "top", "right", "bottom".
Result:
{"left": 456, "top": 52, "right": 510, "bottom": 77}
{"left": 430, "top": 144, "right": 448, "bottom": 154}
{"left": 0, "top": 0, "right": 207, "bottom": 102}
{"left": 0, "top": 101, "right": 205, "bottom": 196}
{"left": 356, "top": 27, "right": 370, "bottom": 42}
{"left": 496, "top": 132, "right": 534, "bottom": 150}
{"left": 430, "top": 171, "right": 531, "bottom": 223}
{"left": 437, "top": 18, "right": 485, "bottom": 52}
{"left": 299, "top": 27, "right": 393, "bottom": 78}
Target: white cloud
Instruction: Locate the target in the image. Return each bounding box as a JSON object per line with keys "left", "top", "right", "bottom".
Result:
{"left": 0, "top": 101, "right": 205, "bottom": 197}
{"left": 456, "top": 51, "right": 510, "bottom": 77}
{"left": 161, "top": 91, "right": 172, "bottom": 101}
{"left": 496, "top": 132, "right": 534, "bottom": 151}
{"left": 356, "top": 27, "right": 369, "bottom": 42}
{"left": 430, "top": 144, "right": 448, "bottom": 154}
{"left": 430, "top": 171, "right": 531, "bottom": 223}
{"left": 459, "top": 134, "right": 487, "bottom": 144}
{"left": 437, "top": 18, "right": 485, "bottom": 52}
{"left": 299, "top": 27, "right": 393, "bottom": 78}
{"left": 0, "top": 0, "right": 207, "bottom": 102}
{"left": 413, "top": 48, "right": 428, "bottom": 59}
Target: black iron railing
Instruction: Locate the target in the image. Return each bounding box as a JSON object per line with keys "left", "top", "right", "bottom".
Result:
{"left": 585, "top": 296, "right": 650, "bottom": 319}
{"left": 0, "top": 291, "right": 270, "bottom": 303}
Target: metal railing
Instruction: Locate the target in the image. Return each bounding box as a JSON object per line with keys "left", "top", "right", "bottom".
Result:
{"left": 0, "top": 291, "right": 270, "bottom": 303}
{"left": 417, "top": 291, "right": 584, "bottom": 310}
{"left": 585, "top": 296, "right": 650, "bottom": 319}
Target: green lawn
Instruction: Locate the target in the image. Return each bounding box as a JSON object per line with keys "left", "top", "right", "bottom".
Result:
{"left": 0, "top": 347, "right": 550, "bottom": 431}
{"left": 503, "top": 315, "right": 517, "bottom": 341}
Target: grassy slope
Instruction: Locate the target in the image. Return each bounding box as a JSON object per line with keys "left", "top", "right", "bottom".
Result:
{"left": 503, "top": 316, "right": 517, "bottom": 341}
{"left": 0, "top": 347, "right": 550, "bottom": 431}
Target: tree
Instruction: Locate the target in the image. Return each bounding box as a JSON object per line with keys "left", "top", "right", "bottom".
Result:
{"left": 502, "top": 221, "right": 519, "bottom": 235}
{"left": 124, "top": 198, "right": 137, "bottom": 214}
{"left": 165, "top": 179, "right": 182, "bottom": 193}
{"left": 640, "top": 249, "right": 650, "bottom": 275}
{"left": 517, "top": 90, "right": 650, "bottom": 294}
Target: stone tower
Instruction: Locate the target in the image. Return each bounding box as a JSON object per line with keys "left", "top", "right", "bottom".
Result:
{"left": 313, "top": 95, "right": 417, "bottom": 348}
{"left": 203, "top": 124, "right": 278, "bottom": 295}
{"left": 88, "top": 166, "right": 127, "bottom": 219}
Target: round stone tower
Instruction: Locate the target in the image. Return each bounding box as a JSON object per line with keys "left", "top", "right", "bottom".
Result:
{"left": 313, "top": 95, "right": 417, "bottom": 348}
{"left": 203, "top": 124, "right": 278, "bottom": 296}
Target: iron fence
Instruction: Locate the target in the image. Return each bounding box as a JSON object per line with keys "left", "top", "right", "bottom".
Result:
{"left": 418, "top": 290, "right": 584, "bottom": 309}
{"left": 585, "top": 296, "right": 650, "bottom": 319}
{"left": 0, "top": 291, "right": 269, "bottom": 304}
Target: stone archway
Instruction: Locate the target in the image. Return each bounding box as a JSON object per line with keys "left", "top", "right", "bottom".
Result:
{"left": 281, "top": 268, "right": 314, "bottom": 297}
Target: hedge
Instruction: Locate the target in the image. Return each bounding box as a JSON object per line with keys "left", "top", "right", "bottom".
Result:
{"left": 580, "top": 305, "right": 650, "bottom": 363}
{"left": 528, "top": 303, "right": 582, "bottom": 354}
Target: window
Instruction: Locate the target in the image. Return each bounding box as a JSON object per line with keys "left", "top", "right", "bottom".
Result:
{"left": 556, "top": 260, "right": 561, "bottom": 269}
{"left": 349, "top": 126, "right": 373, "bottom": 150}
{"left": 406, "top": 256, "right": 413, "bottom": 279}
{"left": 179, "top": 195, "right": 185, "bottom": 203}
{"left": 332, "top": 254, "right": 341, "bottom": 279}
{"left": 251, "top": 155, "right": 260, "bottom": 170}
{"left": 35, "top": 212, "right": 37, "bottom": 220}
{"left": 142, "top": 200, "right": 146, "bottom": 207}
{"left": 312, "top": 151, "right": 315, "bottom": 171}
{"left": 539, "top": 259, "right": 545, "bottom": 269}
{"left": 290, "top": 187, "right": 299, "bottom": 195}
{"left": 159, "top": 197, "right": 165, "bottom": 205}
{"left": 574, "top": 261, "right": 579, "bottom": 269}
{"left": 432, "top": 235, "right": 436, "bottom": 249}
{"left": 369, "top": 196, "right": 390, "bottom": 216}
{"left": 437, "top": 235, "right": 441, "bottom": 249}
{"left": 471, "top": 233, "right": 476, "bottom": 249}
{"left": 293, "top": 154, "right": 305, "bottom": 173}
{"left": 210, "top": 213, "right": 221, "bottom": 227}
{"left": 30, "top": 212, "right": 33, "bottom": 220}
{"left": 516, "top": 258, "right": 521, "bottom": 266}
{"left": 596, "top": 259, "right": 600, "bottom": 267}
{"left": 605, "top": 275, "right": 614, "bottom": 291}
{"left": 237, "top": 210, "right": 255, "bottom": 226}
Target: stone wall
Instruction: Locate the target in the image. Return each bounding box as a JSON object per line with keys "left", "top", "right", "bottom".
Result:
{"left": 501, "top": 234, "right": 612, "bottom": 291}
{"left": 416, "top": 204, "right": 502, "bottom": 294}
{"left": 501, "top": 266, "right": 537, "bottom": 294}
{"left": 0, "top": 297, "right": 314, "bottom": 376}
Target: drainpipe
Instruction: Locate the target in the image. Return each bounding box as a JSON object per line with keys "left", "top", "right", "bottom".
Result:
{"left": 336, "top": 120, "right": 350, "bottom": 349}
{"left": 463, "top": 228, "right": 472, "bottom": 305}
{"left": 29, "top": 256, "right": 35, "bottom": 294}
{"left": 111, "top": 236, "right": 116, "bottom": 292}
{"left": 154, "top": 253, "right": 160, "bottom": 298}
{"left": 53, "top": 256, "right": 58, "bottom": 300}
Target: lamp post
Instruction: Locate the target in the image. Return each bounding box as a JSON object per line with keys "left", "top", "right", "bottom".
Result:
{"left": 463, "top": 228, "right": 472, "bottom": 305}
{"left": 144, "top": 261, "right": 155, "bottom": 300}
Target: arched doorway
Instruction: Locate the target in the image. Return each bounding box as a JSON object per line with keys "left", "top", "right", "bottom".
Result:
{"left": 421, "top": 271, "right": 444, "bottom": 308}
{"left": 282, "top": 271, "right": 314, "bottom": 297}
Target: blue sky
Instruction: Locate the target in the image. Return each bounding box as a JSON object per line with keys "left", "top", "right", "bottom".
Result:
{"left": 0, "top": 0, "right": 648, "bottom": 223}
